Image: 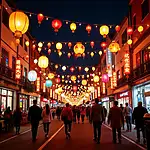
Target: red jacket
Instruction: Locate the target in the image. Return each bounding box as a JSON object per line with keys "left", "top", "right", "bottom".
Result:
{"left": 61, "top": 107, "right": 73, "bottom": 121}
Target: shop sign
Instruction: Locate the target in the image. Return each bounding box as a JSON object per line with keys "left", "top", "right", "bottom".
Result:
{"left": 101, "top": 97, "right": 109, "bottom": 102}
{"left": 36, "top": 77, "right": 40, "bottom": 92}
{"left": 110, "top": 77, "right": 114, "bottom": 89}
{"left": 15, "top": 59, "right": 21, "bottom": 80}
{"left": 106, "top": 48, "right": 112, "bottom": 77}
{"left": 102, "top": 82, "right": 106, "bottom": 94}
{"left": 43, "top": 82, "right": 46, "bottom": 92}
{"left": 97, "top": 87, "right": 101, "bottom": 97}
{"left": 50, "top": 89, "right": 53, "bottom": 98}
{"left": 95, "top": 89, "right": 97, "bottom": 98}
{"left": 113, "top": 72, "right": 117, "bottom": 87}
{"left": 118, "top": 91, "right": 129, "bottom": 98}
{"left": 124, "top": 53, "right": 130, "bottom": 75}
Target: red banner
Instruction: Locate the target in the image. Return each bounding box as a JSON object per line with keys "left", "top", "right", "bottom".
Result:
{"left": 15, "top": 59, "right": 21, "bottom": 80}
{"left": 124, "top": 53, "right": 130, "bottom": 75}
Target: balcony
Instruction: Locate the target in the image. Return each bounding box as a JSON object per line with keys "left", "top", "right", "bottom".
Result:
{"left": 133, "top": 61, "right": 150, "bottom": 80}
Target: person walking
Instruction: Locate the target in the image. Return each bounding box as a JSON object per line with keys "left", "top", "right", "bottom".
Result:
{"left": 103, "top": 106, "right": 107, "bottom": 124}
{"left": 76, "top": 107, "right": 81, "bottom": 124}
{"left": 81, "top": 106, "right": 86, "bottom": 124}
{"left": 123, "top": 103, "right": 132, "bottom": 132}
{"left": 90, "top": 98, "right": 104, "bottom": 144}
{"left": 51, "top": 107, "right": 56, "bottom": 120}
{"left": 13, "top": 107, "right": 22, "bottom": 135}
{"left": 4, "top": 107, "right": 12, "bottom": 132}
{"left": 133, "top": 101, "right": 148, "bottom": 144}
{"left": 108, "top": 101, "right": 124, "bottom": 144}
{"left": 56, "top": 107, "right": 61, "bottom": 120}
{"left": 120, "top": 104, "right": 125, "bottom": 130}
{"left": 61, "top": 103, "right": 73, "bottom": 139}
{"left": 28, "top": 100, "right": 42, "bottom": 142}
{"left": 72, "top": 105, "right": 77, "bottom": 123}
{"left": 42, "top": 104, "right": 52, "bottom": 138}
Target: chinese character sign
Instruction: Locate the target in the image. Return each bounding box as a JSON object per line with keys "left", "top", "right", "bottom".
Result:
{"left": 106, "top": 49, "right": 112, "bottom": 77}
{"left": 102, "top": 82, "right": 106, "bottom": 94}
{"left": 36, "top": 77, "right": 40, "bottom": 92}
{"left": 15, "top": 59, "right": 21, "bottom": 79}
{"left": 113, "top": 72, "right": 117, "bottom": 87}
{"left": 124, "top": 53, "right": 130, "bottom": 75}
{"left": 110, "top": 77, "right": 114, "bottom": 89}
{"left": 43, "top": 82, "right": 46, "bottom": 92}
{"left": 97, "top": 87, "right": 101, "bottom": 97}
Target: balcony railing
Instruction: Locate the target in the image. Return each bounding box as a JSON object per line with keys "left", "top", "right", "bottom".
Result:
{"left": 133, "top": 61, "right": 150, "bottom": 80}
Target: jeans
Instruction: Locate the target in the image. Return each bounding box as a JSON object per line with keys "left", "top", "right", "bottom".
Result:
{"left": 31, "top": 121, "right": 39, "bottom": 141}
{"left": 125, "top": 116, "right": 132, "bottom": 131}
{"left": 64, "top": 120, "right": 72, "bottom": 135}
{"left": 112, "top": 128, "right": 121, "bottom": 142}
{"left": 93, "top": 121, "right": 102, "bottom": 142}
{"left": 43, "top": 122, "right": 50, "bottom": 135}
{"left": 81, "top": 115, "right": 85, "bottom": 123}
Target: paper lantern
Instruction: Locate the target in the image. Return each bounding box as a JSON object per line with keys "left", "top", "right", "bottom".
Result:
{"left": 38, "top": 47, "right": 41, "bottom": 52}
{"left": 62, "top": 66, "right": 66, "bottom": 71}
{"left": 52, "top": 19, "right": 62, "bottom": 32}
{"left": 70, "top": 67, "right": 75, "bottom": 72}
{"left": 55, "top": 78, "right": 60, "bottom": 83}
{"left": 37, "top": 13, "right": 44, "bottom": 24}
{"left": 71, "top": 75, "right": 77, "bottom": 81}
{"left": 101, "top": 42, "right": 107, "bottom": 49}
{"left": 45, "top": 80, "right": 52, "bottom": 87}
{"left": 84, "top": 67, "right": 89, "bottom": 72}
{"left": 108, "top": 41, "right": 120, "bottom": 53}
{"left": 99, "top": 51, "right": 102, "bottom": 56}
{"left": 32, "top": 44, "right": 36, "bottom": 50}
{"left": 82, "top": 80, "right": 87, "bottom": 86}
{"left": 48, "top": 49, "right": 51, "bottom": 54}
{"left": 82, "top": 53, "right": 85, "bottom": 58}
{"left": 90, "top": 41, "right": 94, "bottom": 48}
{"left": 115, "top": 25, "right": 120, "bottom": 32}
{"left": 78, "top": 66, "right": 82, "bottom": 71}
{"left": 68, "top": 42, "right": 72, "bottom": 49}
{"left": 74, "top": 42, "right": 85, "bottom": 57}
{"left": 25, "top": 41, "right": 29, "bottom": 47}
{"left": 73, "top": 86, "right": 78, "bottom": 91}
{"left": 34, "top": 59, "right": 38, "bottom": 64}
{"left": 93, "top": 75, "right": 99, "bottom": 82}
{"left": 38, "top": 42, "right": 43, "bottom": 48}
{"left": 100, "top": 25, "right": 109, "bottom": 38}
{"left": 92, "top": 67, "right": 95, "bottom": 71}
{"left": 138, "top": 26, "right": 144, "bottom": 33}
{"left": 70, "top": 23, "right": 76, "bottom": 33}
{"left": 90, "top": 52, "right": 94, "bottom": 57}
{"left": 127, "top": 39, "right": 132, "bottom": 45}
{"left": 86, "top": 24, "right": 92, "bottom": 34}
{"left": 68, "top": 53, "right": 71, "bottom": 58}
{"left": 58, "top": 51, "right": 62, "bottom": 57}
{"left": 47, "top": 42, "right": 51, "bottom": 48}
{"left": 28, "top": 70, "right": 37, "bottom": 82}
{"left": 16, "top": 39, "right": 20, "bottom": 45}
{"left": 102, "top": 74, "right": 109, "bottom": 83}
{"left": 38, "top": 56, "right": 49, "bottom": 69}
{"left": 9, "top": 11, "right": 29, "bottom": 38}
{"left": 48, "top": 73, "right": 55, "bottom": 79}
{"left": 55, "top": 64, "right": 58, "bottom": 69}
{"left": 56, "top": 42, "right": 62, "bottom": 51}
{"left": 127, "top": 27, "right": 133, "bottom": 35}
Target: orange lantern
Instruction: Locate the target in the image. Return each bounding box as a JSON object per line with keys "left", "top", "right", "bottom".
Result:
{"left": 127, "top": 27, "right": 133, "bottom": 35}
{"left": 55, "top": 78, "right": 60, "bottom": 83}
{"left": 101, "top": 42, "right": 107, "bottom": 49}
{"left": 56, "top": 42, "right": 62, "bottom": 52}
{"left": 32, "top": 44, "right": 36, "bottom": 50}
{"left": 86, "top": 24, "right": 92, "bottom": 34}
{"left": 82, "top": 53, "right": 85, "bottom": 58}
{"left": 127, "top": 39, "right": 132, "bottom": 45}
{"left": 68, "top": 42, "right": 72, "bottom": 49}
{"left": 100, "top": 25, "right": 109, "bottom": 38}
{"left": 108, "top": 41, "right": 120, "bottom": 53}
{"left": 68, "top": 53, "right": 71, "bottom": 58}
{"left": 48, "top": 49, "right": 51, "bottom": 54}
{"left": 70, "top": 23, "right": 76, "bottom": 33}
{"left": 74, "top": 42, "right": 85, "bottom": 57}
{"left": 71, "top": 75, "right": 77, "bottom": 81}
{"left": 47, "top": 42, "right": 51, "bottom": 48}
{"left": 52, "top": 19, "right": 62, "bottom": 32}
{"left": 70, "top": 67, "right": 75, "bottom": 72}
{"left": 37, "top": 13, "right": 44, "bottom": 24}
{"left": 90, "top": 41, "right": 95, "bottom": 48}
{"left": 138, "top": 26, "right": 144, "bottom": 33}
{"left": 115, "top": 25, "right": 120, "bottom": 32}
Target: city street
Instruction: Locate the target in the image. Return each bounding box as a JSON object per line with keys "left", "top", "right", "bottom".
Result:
{"left": 0, "top": 120, "right": 145, "bottom": 150}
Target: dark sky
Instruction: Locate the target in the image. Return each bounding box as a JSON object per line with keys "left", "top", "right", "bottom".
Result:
{"left": 16, "top": 0, "right": 128, "bottom": 75}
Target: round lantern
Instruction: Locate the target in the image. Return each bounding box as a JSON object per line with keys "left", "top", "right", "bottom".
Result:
{"left": 71, "top": 75, "right": 77, "bottom": 81}
{"left": 32, "top": 44, "right": 36, "bottom": 50}
{"left": 93, "top": 75, "right": 99, "bottom": 82}
{"left": 99, "top": 51, "right": 102, "bottom": 56}
{"left": 38, "top": 42, "right": 43, "bottom": 48}
{"left": 74, "top": 42, "right": 85, "bottom": 57}
{"left": 62, "top": 66, "right": 66, "bottom": 71}
{"left": 108, "top": 41, "right": 120, "bottom": 53}
{"left": 100, "top": 25, "right": 109, "bottom": 38}
{"left": 78, "top": 66, "right": 82, "bottom": 71}
{"left": 90, "top": 41, "right": 94, "bottom": 48}
{"left": 82, "top": 53, "right": 85, "bottom": 58}
{"left": 37, "top": 13, "right": 44, "bottom": 24}
{"left": 47, "top": 42, "right": 51, "bottom": 48}
{"left": 58, "top": 51, "right": 62, "bottom": 57}
{"left": 127, "top": 39, "right": 132, "bottom": 45}
{"left": 48, "top": 73, "right": 54, "bottom": 79}
{"left": 38, "top": 56, "right": 49, "bottom": 69}
{"left": 84, "top": 67, "right": 89, "bottom": 72}
{"left": 70, "top": 67, "right": 75, "bottom": 72}
{"left": 90, "top": 52, "right": 94, "bottom": 57}
{"left": 115, "top": 25, "right": 120, "bottom": 32}
{"left": 101, "top": 42, "right": 107, "bottom": 49}
{"left": 25, "top": 41, "right": 29, "bottom": 47}
{"left": 82, "top": 80, "right": 87, "bottom": 86}
{"left": 92, "top": 67, "right": 95, "bottom": 71}
{"left": 48, "top": 49, "right": 51, "bottom": 54}
{"left": 38, "top": 47, "right": 42, "bottom": 52}
{"left": 9, "top": 11, "right": 29, "bottom": 38}
{"left": 16, "top": 39, "right": 20, "bottom": 45}
{"left": 56, "top": 42, "right": 62, "bottom": 52}
{"left": 70, "top": 23, "right": 76, "bottom": 33}
{"left": 138, "top": 26, "right": 144, "bottom": 33}
{"left": 86, "top": 24, "right": 92, "bottom": 34}
{"left": 73, "top": 86, "right": 78, "bottom": 92}
{"left": 68, "top": 42, "right": 72, "bottom": 49}
{"left": 28, "top": 70, "right": 37, "bottom": 82}
{"left": 55, "top": 78, "right": 60, "bottom": 83}
{"left": 127, "top": 27, "right": 133, "bottom": 35}
{"left": 45, "top": 80, "right": 52, "bottom": 88}
{"left": 52, "top": 19, "right": 62, "bottom": 32}
{"left": 55, "top": 64, "right": 58, "bottom": 69}
{"left": 68, "top": 53, "right": 71, "bottom": 58}
{"left": 34, "top": 59, "right": 38, "bottom": 64}
{"left": 102, "top": 74, "right": 109, "bottom": 83}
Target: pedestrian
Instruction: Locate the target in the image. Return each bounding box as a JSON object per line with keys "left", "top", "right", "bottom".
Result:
{"left": 120, "top": 104, "right": 125, "bottom": 130}
{"left": 13, "top": 107, "right": 22, "bottom": 135}
{"left": 103, "top": 106, "right": 107, "bottom": 124}
{"left": 81, "top": 106, "right": 86, "bottom": 124}
{"left": 56, "top": 107, "right": 61, "bottom": 120}
{"left": 76, "top": 107, "right": 81, "bottom": 124}
{"left": 90, "top": 98, "right": 104, "bottom": 144}
{"left": 42, "top": 104, "right": 52, "bottom": 138}
{"left": 133, "top": 101, "right": 148, "bottom": 144}
{"left": 108, "top": 101, "right": 124, "bottom": 144}
{"left": 123, "top": 103, "right": 132, "bottom": 132}
{"left": 86, "top": 106, "right": 91, "bottom": 120}
{"left": 4, "top": 107, "right": 12, "bottom": 132}
{"left": 28, "top": 100, "right": 42, "bottom": 142}
{"left": 72, "top": 105, "right": 77, "bottom": 123}
{"left": 51, "top": 108, "right": 56, "bottom": 120}
{"left": 61, "top": 103, "right": 73, "bottom": 139}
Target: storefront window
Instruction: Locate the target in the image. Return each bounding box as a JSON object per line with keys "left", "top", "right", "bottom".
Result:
{"left": 19, "top": 95, "right": 28, "bottom": 112}
{"left": 1, "top": 48, "right": 9, "bottom": 67}
{"left": 136, "top": 52, "right": 141, "bottom": 67}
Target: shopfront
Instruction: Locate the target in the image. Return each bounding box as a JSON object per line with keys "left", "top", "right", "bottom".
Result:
{"left": 101, "top": 97, "right": 110, "bottom": 113}
{"left": 19, "top": 94, "right": 29, "bottom": 112}
{"left": 29, "top": 95, "right": 40, "bottom": 107}
{"left": 41, "top": 98, "right": 49, "bottom": 108}
{"left": 0, "top": 87, "right": 16, "bottom": 113}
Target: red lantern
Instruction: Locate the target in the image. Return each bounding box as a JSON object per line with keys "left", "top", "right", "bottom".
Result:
{"left": 52, "top": 19, "right": 62, "bottom": 32}
{"left": 101, "top": 42, "right": 107, "bottom": 49}
{"left": 68, "top": 53, "right": 71, "bottom": 58}
{"left": 73, "top": 86, "right": 78, "bottom": 92}
{"left": 48, "top": 49, "right": 51, "bottom": 54}
{"left": 37, "top": 13, "right": 44, "bottom": 24}
{"left": 25, "top": 55, "right": 29, "bottom": 60}
{"left": 127, "top": 27, "right": 133, "bottom": 35}
{"left": 68, "top": 42, "right": 72, "bottom": 49}
{"left": 32, "top": 44, "right": 36, "bottom": 50}
{"left": 86, "top": 24, "right": 92, "bottom": 34}
{"left": 102, "top": 74, "right": 109, "bottom": 83}
{"left": 115, "top": 25, "right": 120, "bottom": 32}
{"left": 90, "top": 41, "right": 95, "bottom": 48}
{"left": 55, "top": 78, "right": 60, "bottom": 83}
{"left": 70, "top": 67, "right": 75, "bottom": 72}
{"left": 47, "top": 42, "right": 51, "bottom": 48}
{"left": 78, "top": 66, "right": 82, "bottom": 71}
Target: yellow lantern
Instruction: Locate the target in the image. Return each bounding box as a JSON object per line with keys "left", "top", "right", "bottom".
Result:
{"left": 9, "top": 11, "right": 29, "bottom": 38}
{"left": 82, "top": 80, "right": 87, "bottom": 86}
{"left": 71, "top": 75, "right": 77, "bottom": 81}
{"left": 108, "top": 41, "right": 120, "bottom": 53}
{"left": 48, "top": 73, "right": 55, "bottom": 79}
{"left": 138, "top": 25, "right": 144, "bottom": 33}
{"left": 38, "top": 56, "right": 49, "bottom": 69}
{"left": 74, "top": 42, "right": 85, "bottom": 57}
{"left": 70, "top": 23, "right": 76, "bottom": 33}
{"left": 58, "top": 51, "right": 62, "bottom": 57}
{"left": 55, "top": 64, "right": 58, "bottom": 69}
{"left": 38, "top": 47, "right": 42, "bottom": 52}
{"left": 62, "top": 66, "right": 66, "bottom": 71}
{"left": 38, "top": 42, "right": 43, "bottom": 48}
{"left": 16, "top": 39, "right": 20, "bottom": 45}
{"left": 100, "top": 25, "right": 109, "bottom": 38}
{"left": 92, "top": 67, "right": 95, "bottom": 71}
{"left": 94, "top": 75, "right": 99, "bottom": 82}
{"left": 25, "top": 41, "right": 29, "bottom": 47}
{"left": 56, "top": 42, "right": 62, "bottom": 52}
{"left": 90, "top": 52, "right": 94, "bottom": 57}
{"left": 99, "top": 51, "right": 102, "bottom": 56}
{"left": 84, "top": 67, "right": 89, "bottom": 72}
{"left": 127, "top": 39, "right": 132, "bottom": 45}
{"left": 34, "top": 59, "right": 38, "bottom": 64}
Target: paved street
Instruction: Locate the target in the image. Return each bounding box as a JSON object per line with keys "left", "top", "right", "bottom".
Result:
{"left": 0, "top": 119, "right": 145, "bottom": 150}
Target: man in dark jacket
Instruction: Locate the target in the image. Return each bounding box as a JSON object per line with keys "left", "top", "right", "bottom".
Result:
{"left": 133, "top": 101, "right": 147, "bottom": 144}
{"left": 90, "top": 98, "right": 104, "bottom": 144}
{"left": 28, "top": 100, "right": 41, "bottom": 142}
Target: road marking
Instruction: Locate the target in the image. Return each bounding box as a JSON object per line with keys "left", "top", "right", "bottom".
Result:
{"left": 0, "top": 124, "right": 42, "bottom": 144}
{"left": 38, "top": 125, "right": 64, "bottom": 150}
{"left": 103, "top": 124, "right": 146, "bottom": 150}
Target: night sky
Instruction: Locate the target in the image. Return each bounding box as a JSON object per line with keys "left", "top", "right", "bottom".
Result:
{"left": 16, "top": 0, "right": 128, "bottom": 75}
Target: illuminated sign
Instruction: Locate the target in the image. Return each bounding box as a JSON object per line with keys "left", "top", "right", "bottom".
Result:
{"left": 97, "top": 87, "right": 101, "bottom": 97}
{"left": 36, "top": 77, "right": 40, "bottom": 92}
{"left": 124, "top": 53, "right": 130, "bottom": 75}
{"left": 43, "top": 82, "right": 46, "bottom": 92}
{"left": 106, "top": 48, "right": 112, "bottom": 77}
{"left": 101, "top": 97, "right": 109, "bottom": 102}
{"left": 50, "top": 89, "right": 53, "bottom": 98}
{"left": 102, "top": 82, "right": 106, "bottom": 94}
{"left": 118, "top": 91, "right": 129, "bottom": 99}
{"left": 110, "top": 77, "right": 114, "bottom": 89}
{"left": 15, "top": 59, "right": 21, "bottom": 79}
{"left": 113, "top": 72, "right": 117, "bottom": 87}
{"left": 95, "top": 89, "right": 98, "bottom": 98}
